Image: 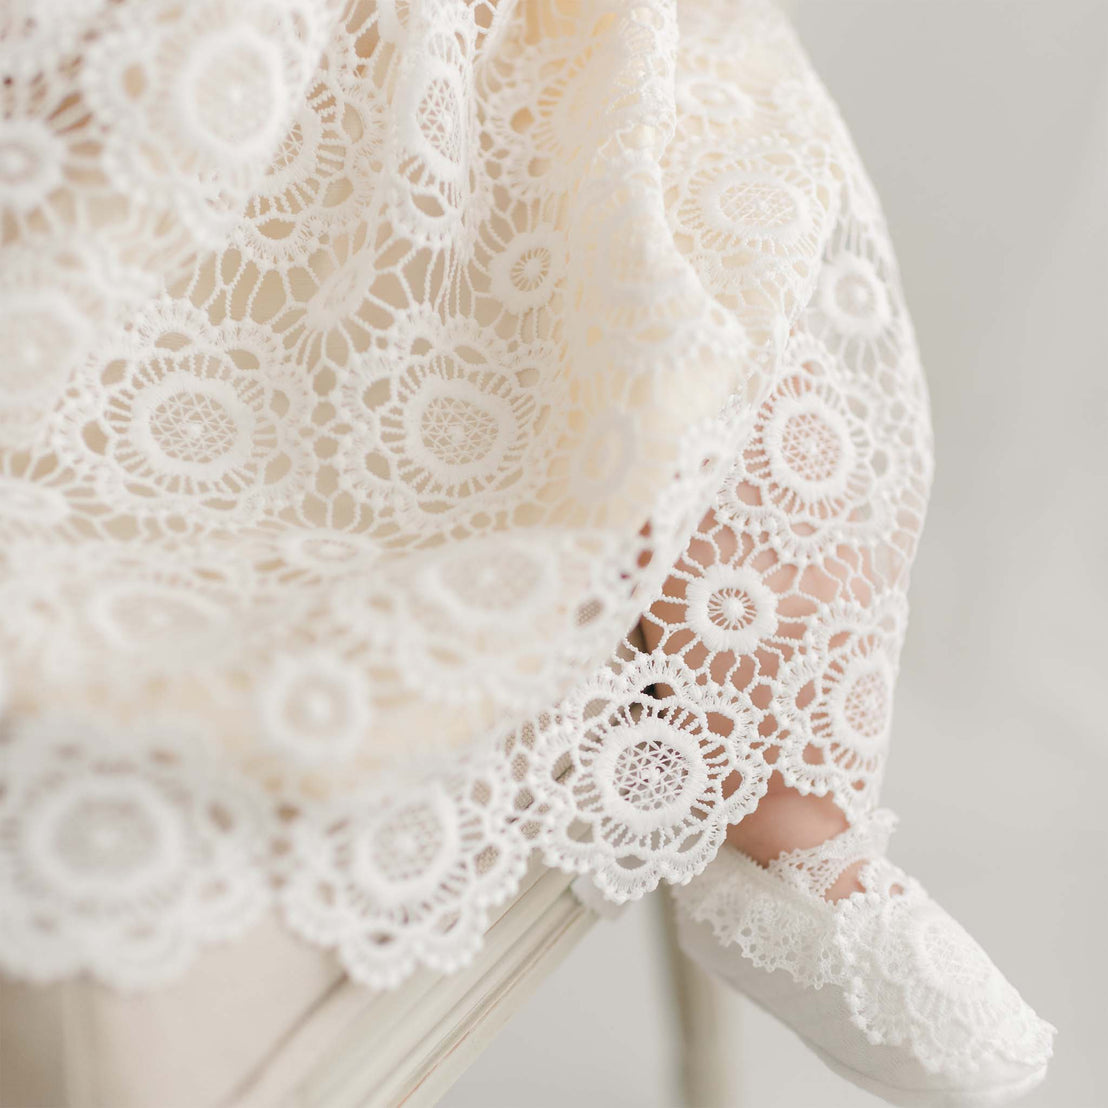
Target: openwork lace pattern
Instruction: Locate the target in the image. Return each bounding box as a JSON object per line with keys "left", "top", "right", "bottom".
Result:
{"left": 0, "top": 0, "right": 934, "bottom": 990}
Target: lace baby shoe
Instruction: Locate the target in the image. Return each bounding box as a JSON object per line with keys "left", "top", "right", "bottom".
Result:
{"left": 672, "top": 811, "right": 1055, "bottom": 1107}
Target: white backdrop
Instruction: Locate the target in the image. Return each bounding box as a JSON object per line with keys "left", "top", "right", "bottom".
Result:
{"left": 443, "top": 2, "right": 1108, "bottom": 1105}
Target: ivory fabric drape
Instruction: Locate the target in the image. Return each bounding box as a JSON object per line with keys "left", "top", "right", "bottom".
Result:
{"left": 0, "top": 0, "right": 932, "bottom": 990}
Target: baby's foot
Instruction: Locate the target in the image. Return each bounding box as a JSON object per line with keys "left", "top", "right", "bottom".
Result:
{"left": 724, "top": 771, "right": 868, "bottom": 901}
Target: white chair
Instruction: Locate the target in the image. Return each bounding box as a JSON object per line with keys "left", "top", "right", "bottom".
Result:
{"left": 1, "top": 864, "right": 738, "bottom": 1108}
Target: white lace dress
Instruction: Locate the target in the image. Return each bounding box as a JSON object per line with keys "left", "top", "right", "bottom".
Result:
{"left": 0, "top": 0, "right": 933, "bottom": 992}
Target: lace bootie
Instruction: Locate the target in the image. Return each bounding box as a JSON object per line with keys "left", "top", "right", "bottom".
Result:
{"left": 671, "top": 811, "right": 1055, "bottom": 1107}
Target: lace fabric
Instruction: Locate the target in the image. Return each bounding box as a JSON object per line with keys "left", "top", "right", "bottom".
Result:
{"left": 0, "top": 0, "right": 934, "bottom": 991}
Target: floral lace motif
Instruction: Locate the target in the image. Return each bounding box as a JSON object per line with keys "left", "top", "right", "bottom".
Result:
{"left": 0, "top": 0, "right": 936, "bottom": 991}
{"left": 673, "top": 813, "right": 1055, "bottom": 1078}
{"left": 0, "top": 715, "right": 270, "bottom": 989}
